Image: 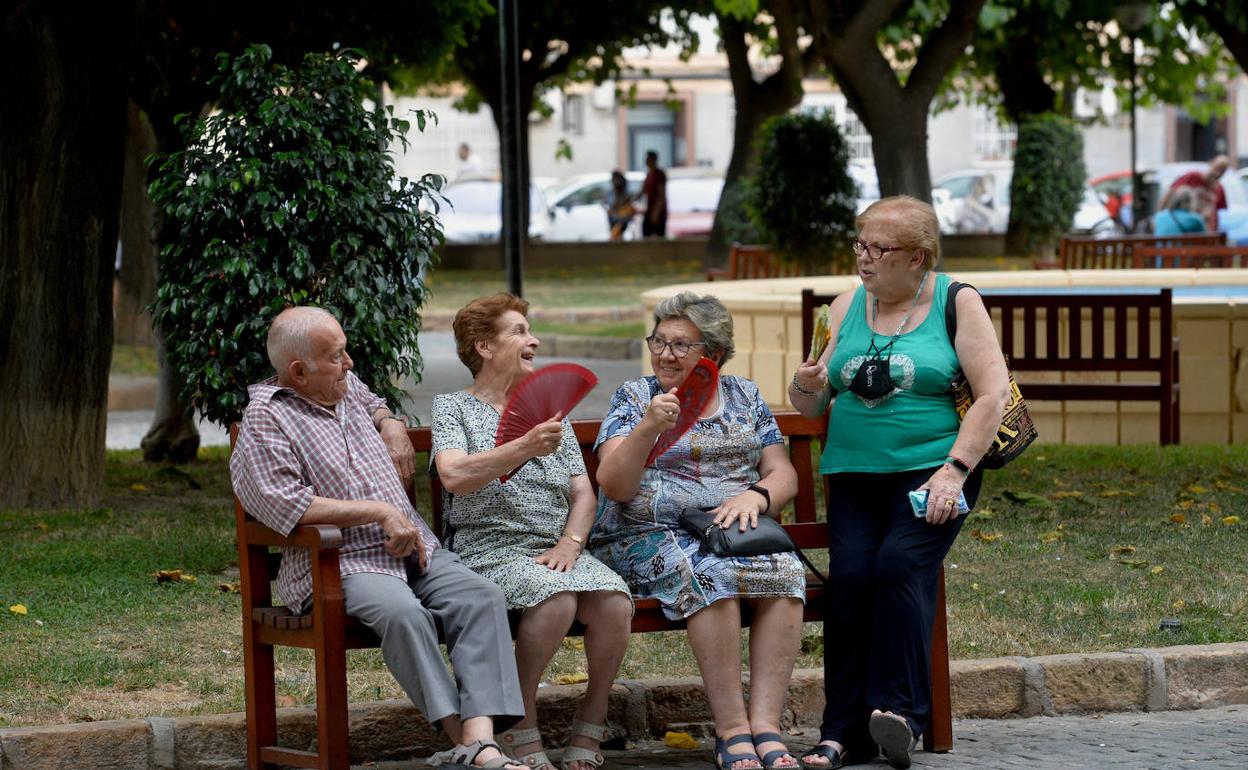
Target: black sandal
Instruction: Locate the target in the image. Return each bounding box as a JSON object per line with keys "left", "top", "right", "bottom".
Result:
{"left": 798, "top": 743, "right": 845, "bottom": 770}
{"left": 868, "top": 713, "right": 917, "bottom": 770}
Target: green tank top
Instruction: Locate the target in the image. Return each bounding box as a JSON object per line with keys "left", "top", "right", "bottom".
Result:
{"left": 819, "top": 272, "right": 961, "bottom": 474}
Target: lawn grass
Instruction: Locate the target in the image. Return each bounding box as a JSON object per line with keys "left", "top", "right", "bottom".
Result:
{"left": 2, "top": 443, "right": 1244, "bottom": 727}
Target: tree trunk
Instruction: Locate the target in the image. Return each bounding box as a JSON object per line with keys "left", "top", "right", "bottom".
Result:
{"left": 813, "top": 0, "right": 986, "bottom": 202}
{"left": 140, "top": 326, "right": 201, "bottom": 463}
{"left": 709, "top": 2, "right": 809, "bottom": 260}
{"left": 115, "top": 99, "right": 158, "bottom": 347}
{"left": 0, "top": 7, "right": 126, "bottom": 508}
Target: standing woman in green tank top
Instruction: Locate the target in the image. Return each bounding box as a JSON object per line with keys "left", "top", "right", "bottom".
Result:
{"left": 787, "top": 196, "right": 1011, "bottom": 770}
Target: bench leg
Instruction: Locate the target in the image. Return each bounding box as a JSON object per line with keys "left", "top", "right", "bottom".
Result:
{"left": 315, "top": 633, "right": 351, "bottom": 770}
{"left": 244, "top": 636, "right": 277, "bottom": 770}
{"left": 924, "top": 566, "right": 953, "bottom": 753}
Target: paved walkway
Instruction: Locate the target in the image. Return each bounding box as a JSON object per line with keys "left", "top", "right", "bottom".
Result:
{"left": 105, "top": 331, "right": 641, "bottom": 449}
{"left": 361, "top": 707, "right": 1248, "bottom": 769}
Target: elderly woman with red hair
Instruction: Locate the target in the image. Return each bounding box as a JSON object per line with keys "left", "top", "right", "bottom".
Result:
{"left": 432, "top": 293, "right": 632, "bottom": 770}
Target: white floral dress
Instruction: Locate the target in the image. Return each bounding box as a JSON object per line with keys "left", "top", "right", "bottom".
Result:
{"left": 431, "top": 390, "right": 630, "bottom": 610}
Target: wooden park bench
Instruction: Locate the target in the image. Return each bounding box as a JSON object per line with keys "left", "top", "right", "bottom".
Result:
{"left": 232, "top": 413, "right": 955, "bottom": 770}
{"left": 1040, "top": 233, "right": 1226, "bottom": 270}
{"left": 801, "top": 286, "right": 1180, "bottom": 445}
{"left": 706, "top": 244, "right": 805, "bottom": 281}
{"left": 1131, "top": 244, "right": 1248, "bottom": 269}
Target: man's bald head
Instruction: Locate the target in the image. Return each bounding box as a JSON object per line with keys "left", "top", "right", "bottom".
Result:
{"left": 267, "top": 307, "right": 340, "bottom": 373}
{"left": 1208, "top": 155, "right": 1231, "bottom": 180}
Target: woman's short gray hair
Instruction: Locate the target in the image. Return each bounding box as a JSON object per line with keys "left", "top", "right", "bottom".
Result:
{"left": 652, "top": 292, "right": 735, "bottom": 365}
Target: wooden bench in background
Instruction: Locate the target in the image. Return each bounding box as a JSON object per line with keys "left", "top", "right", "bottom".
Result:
{"left": 232, "top": 413, "right": 954, "bottom": 770}
{"left": 707, "top": 244, "right": 803, "bottom": 281}
{"left": 1039, "top": 233, "right": 1226, "bottom": 270}
{"left": 801, "top": 286, "right": 1180, "bottom": 446}
{"left": 1132, "top": 244, "right": 1248, "bottom": 269}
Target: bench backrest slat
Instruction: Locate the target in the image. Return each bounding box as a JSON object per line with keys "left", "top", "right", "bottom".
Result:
{"left": 1058, "top": 233, "right": 1225, "bottom": 269}
{"left": 414, "top": 410, "right": 828, "bottom": 539}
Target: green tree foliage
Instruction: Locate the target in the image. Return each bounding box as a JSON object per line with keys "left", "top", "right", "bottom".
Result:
{"left": 1007, "top": 114, "right": 1085, "bottom": 257}
{"left": 150, "top": 45, "right": 441, "bottom": 426}
{"left": 748, "top": 110, "right": 856, "bottom": 270}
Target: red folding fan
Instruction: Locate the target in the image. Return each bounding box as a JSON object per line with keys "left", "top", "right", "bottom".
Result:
{"left": 494, "top": 363, "right": 598, "bottom": 482}
{"left": 645, "top": 356, "right": 719, "bottom": 466}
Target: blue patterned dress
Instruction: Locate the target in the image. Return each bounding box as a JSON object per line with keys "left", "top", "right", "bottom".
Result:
{"left": 592, "top": 375, "right": 805, "bottom": 620}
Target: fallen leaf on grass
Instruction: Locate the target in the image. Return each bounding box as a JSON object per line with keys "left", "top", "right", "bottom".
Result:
{"left": 155, "top": 569, "right": 197, "bottom": 584}
{"left": 130, "top": 483, "right": 147, "bottom": 492}
{"left": 1213, "top": 480, "right": 1244, "bottom": 493}
{"left": 1111, "top": 545, "right": 1137, "bottom": 555}
{"left": 1222, "top": 515, "right": 1241, "bottom": 526}
{"left": 1150, "top": 566, "right": 1165, "bottom": 575}
{"left": 1175, "top": 499, "right": 1195, "bottom": 510}
{"left": 1051, "top": 490, "right": 1084, "bottom": 499}
{"left": 664, "top": 732, "right": 699, "bottom": 750}
{"left": 1185, "top": 484, "right": 1207, "bottom": 495}
{"left": 554, "top": 673, "right": 588, "bottom": 685}
{"left": 32, "top": 522, "right": 49, "bottom": 532}
{"left": 9, "top": 604, "right": 28, "bottom": 616}
{"left": 1207, "top": 502, "right": 1222, "bottom": 514}
{"left": 562, "top": 638, "right": 585, "bottom": 651}
{"left": 970, "top": 529, "right": 1003, "bottom": 543}
{"left": 1169, "top": 513, "right": 1186, "bottom": 525}
{"left": 1117, "top": 558, "right": 1149, "bottom": 568}
{"left": 1098, "top": 489, "right": 1138, "bottom": 498}
{"left": 1038, "top": 526, "right": 1068, "bottom": 544}
{"left": 1173, "top": 599, "right": 1186, "bottom": 610}
{"left": 1003, "top": 490, "right": 1051, "bottom": 506}
{"left": 971, "top": 583, "right": 980, "bottom": 591}
{"left": 1202, "top": 514, "right": 1214, "bottom": 526}
{"left": 217, "top": 582, "right": 241, "bottom": 594}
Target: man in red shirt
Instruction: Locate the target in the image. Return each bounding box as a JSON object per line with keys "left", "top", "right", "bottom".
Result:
{"left": 641, "top": 150, "right": 667, "bottom": 238}
{"left": 1161, "top": 155, "right": 1231, "bottom": 230}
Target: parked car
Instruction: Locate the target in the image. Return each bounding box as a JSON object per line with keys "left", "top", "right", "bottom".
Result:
{"left": 933, "top": 167, "right": 1114, "bottom": 236}
{"left": 430, "top": 179, "right": 550, "bottom": 243}
{"left": 849, "top": 163, "right": 880, "bottom": 214}
{"left": 664, "top": 173, "right": 724, "bottom": 238}
{"left": 543, "top": 169, "right": 724, "bottom": 240}
{"left": 544, "top": 171, "right": 644, "bottom": 241}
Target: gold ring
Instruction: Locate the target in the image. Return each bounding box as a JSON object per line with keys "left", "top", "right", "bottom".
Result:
{"left": 943, "top": 498, "right": 954, "bottom": 509}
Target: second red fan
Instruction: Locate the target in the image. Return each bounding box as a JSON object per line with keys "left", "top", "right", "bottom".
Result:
{"left": 645, "top": 356, "right": 719, "bottom": 466}
{"left": 494, "top": 363, "right": 599, "bottom": 482}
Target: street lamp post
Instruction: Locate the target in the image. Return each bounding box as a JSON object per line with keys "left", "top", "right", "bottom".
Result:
{"left": 1114, "top": 3, "right": 1150, "bottom": 233}
{"left": 499, "top": 0, "right": 524, "bottom": 296}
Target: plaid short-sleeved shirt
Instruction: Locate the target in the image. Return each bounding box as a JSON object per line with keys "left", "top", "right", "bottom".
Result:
{"left": 230, "top": 371, "right": 438, "bottom": 609}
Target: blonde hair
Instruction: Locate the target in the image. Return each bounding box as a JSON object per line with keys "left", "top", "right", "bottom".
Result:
{"left": 452, "top": 293, "right": 530, "bottom": 375}
{"left": 856, "top": 195, "right": 941, "bottom": 270}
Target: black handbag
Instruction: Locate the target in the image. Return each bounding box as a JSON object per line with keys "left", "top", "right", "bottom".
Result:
{"left": 678, "top": 506, "right": 796, "bottom": 557}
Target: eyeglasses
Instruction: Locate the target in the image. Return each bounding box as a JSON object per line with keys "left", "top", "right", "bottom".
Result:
{"left": 852, "top": 238, "right": 911, "bottom": 261}
{"left": 645, "top": 336, "right": 707, "bottom": 358}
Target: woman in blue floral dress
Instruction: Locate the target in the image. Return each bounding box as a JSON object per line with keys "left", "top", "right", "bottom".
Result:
{"left": 594, "top": 292, "right": 805, "bottom": 770}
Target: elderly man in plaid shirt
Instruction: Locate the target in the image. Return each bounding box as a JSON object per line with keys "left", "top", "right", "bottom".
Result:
{"left": 231, "top": 306, "right": 527, "bottom": 769}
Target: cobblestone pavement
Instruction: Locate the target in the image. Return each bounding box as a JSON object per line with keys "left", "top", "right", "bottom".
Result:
{"left": 368, "top": 706, "right": 1248, "bottom": 769}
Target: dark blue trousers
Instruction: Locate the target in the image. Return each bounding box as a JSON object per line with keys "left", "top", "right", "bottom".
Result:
{"left": 818, "top": 467, "right": 983, "bottom": 757}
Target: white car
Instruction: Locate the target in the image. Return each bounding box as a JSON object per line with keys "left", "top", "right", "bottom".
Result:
{"left": 544, "top": 172, "right": 644, "bottom": 241}
{"left": 433, "top": 179, "right": 549, "bottom": 243}
{"left": 932, "top": 167, "right": 1114, "bottom": 235}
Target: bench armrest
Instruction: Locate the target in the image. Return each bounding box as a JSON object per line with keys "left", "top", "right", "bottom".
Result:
{"left": 243, "top": 520, "right": 345, "bottom": 550}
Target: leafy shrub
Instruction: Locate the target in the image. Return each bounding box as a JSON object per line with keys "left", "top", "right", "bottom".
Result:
{"left": 150, "top": 44, "right": 442, "bottom": 426}
{"left": 1007, "top": 113, "right": 1086, "bottom": 256}
{"left": 747, "top": 110, "right": 857, "bottom": 270}
{"left": 716, "top": 179, "right": 763, "bottom": 248}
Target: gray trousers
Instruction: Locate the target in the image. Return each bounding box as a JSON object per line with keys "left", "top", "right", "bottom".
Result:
{"left": 342, "top": 548, "right": 524, "bottom": 730}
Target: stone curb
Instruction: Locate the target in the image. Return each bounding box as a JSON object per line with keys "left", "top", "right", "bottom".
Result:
{"left": 3, "top": 643, "right": 1246, "bottom": 769}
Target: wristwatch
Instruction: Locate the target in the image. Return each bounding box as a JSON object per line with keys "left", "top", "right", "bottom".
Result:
{"left": 747, "top": 483, "right": 771, "bottom": 512}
